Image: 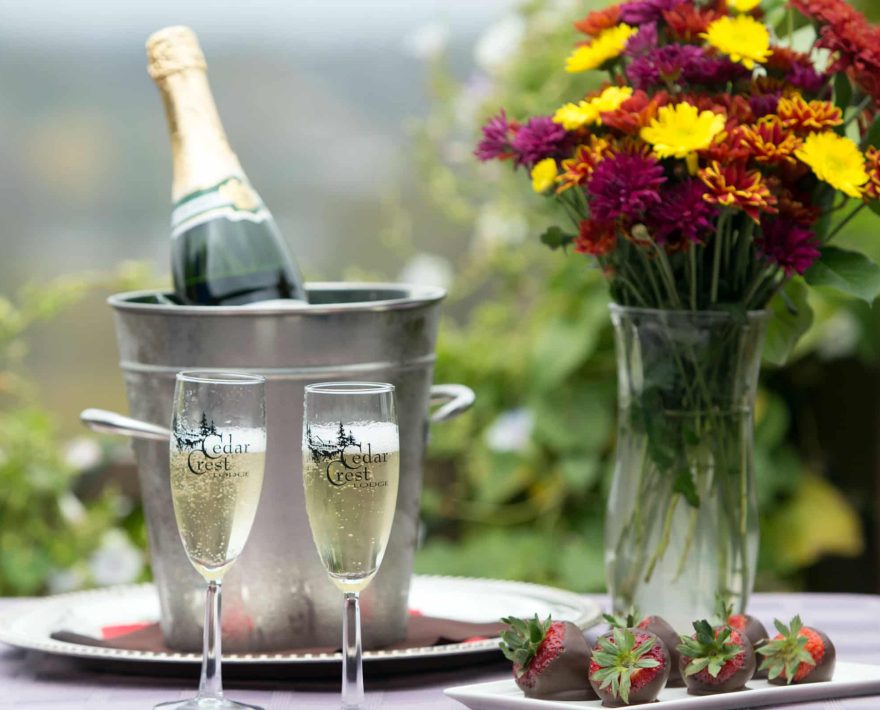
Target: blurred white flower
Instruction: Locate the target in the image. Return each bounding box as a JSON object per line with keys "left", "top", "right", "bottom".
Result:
{"left": 398, "top": 253, "right": 455, "bottom": 290}
{"left": 89, "top": 529, "right": 143, "bottom": 587}
{"left": 817, "top": 311, "right": 860, "bottom": 360}
{"left": 402, "top": 22, "right": 450, "bottom": 60}
{"left": 47, "top": 566, "right": 87, "bottom": 594}
{"left": 475, "top": 15, "right": 526, "bottom": 74}
{"left": 58, "top": 492, "right": 86, "bottom": 524}
{"left": 485, "top": 409, "right": 534, "bottom": 453}
{"left": 473, "top": 203, "right": 529, "bottom": 252}
{"left": 63, "top": 437, "right": 102, "bottom": 471}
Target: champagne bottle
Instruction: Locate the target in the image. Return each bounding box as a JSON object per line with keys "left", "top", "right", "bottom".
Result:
{"left": 146, "top": 26, "right": 306, "bottom": 305}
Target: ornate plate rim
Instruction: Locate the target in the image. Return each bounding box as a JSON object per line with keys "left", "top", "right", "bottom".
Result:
{"left": 0, "top": 575, "right": 602, "bottom": 665}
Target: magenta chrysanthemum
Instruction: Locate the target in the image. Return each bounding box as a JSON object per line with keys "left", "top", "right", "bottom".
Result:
{"left": 756, "top": 218, "right": 820, "bottom": 275}
{"left": 511, "top": 116, "right": 567, "bottom": 166}
{"left": 619, "top": 0, "right": 687, "bottom": 25}
{"left": 686, "top": 55, "right": 751, "bottom": 86}
{"left": 475, "top": 109, "right": 514, "bottom": 162}
{"left": 626, "top": 23, "right": 658, "bottom": 56}
{"left": 629, "top": 45, "right": 748, "bottom": 90}
{"left": 646, "top": 179, "right": 717, "bottom": 246}
{"left": 787, "top": 63, "right": 830, "bottom": 95}
{"left": 749, "top": 92, "right": 781, "bottom": 118}
{"left": 588, "top": 154, "right": 666, "bottom": 223}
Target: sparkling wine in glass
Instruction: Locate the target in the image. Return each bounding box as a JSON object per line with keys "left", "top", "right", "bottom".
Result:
{"left": 302, "top": 382, "right": 399, "bottom": 709}
{"left": 156, "top": 370, "right": 267, "bottom": 710}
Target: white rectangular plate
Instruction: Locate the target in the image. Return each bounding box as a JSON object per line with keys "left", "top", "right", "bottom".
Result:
{"left": 445, "top": 661, "right": 880, "bottom": 710}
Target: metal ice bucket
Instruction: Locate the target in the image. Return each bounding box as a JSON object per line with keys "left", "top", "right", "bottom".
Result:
{"left": 82, "top": 284, "right": 473, "bottom": 652}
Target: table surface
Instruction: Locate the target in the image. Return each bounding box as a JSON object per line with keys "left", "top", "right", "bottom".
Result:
{"left": 1, "top": 592, "right": 879, "bottom": 709}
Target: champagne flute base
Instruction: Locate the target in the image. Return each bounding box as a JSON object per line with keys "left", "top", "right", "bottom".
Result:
{"left": 154, "top": 698, "right": 264, "bottom": 710}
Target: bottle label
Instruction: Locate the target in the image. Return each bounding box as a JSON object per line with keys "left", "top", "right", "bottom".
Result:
{"left": 171, "top": 176, "right": 270, "bottom": 238}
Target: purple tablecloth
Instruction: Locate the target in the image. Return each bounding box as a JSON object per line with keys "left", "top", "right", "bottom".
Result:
{"left": 1, "top": 593, "right": 879, "bottom": 709}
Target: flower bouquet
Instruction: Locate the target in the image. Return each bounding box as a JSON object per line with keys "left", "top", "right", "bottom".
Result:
{"left": 475, "top": 0, "right": 880, "bottom": 624}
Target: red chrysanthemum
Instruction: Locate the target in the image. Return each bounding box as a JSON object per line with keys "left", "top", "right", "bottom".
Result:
{"left": 575, "top": 219, "right": 617, "bottom": 256}
{"left": 776, "top": 94, "right": 843, "bottom": 133}
{"left": 791, "top": 0, "right": 880, "bottom": 101}
{"left": 700, "top": 128, "right": 751, "bottom": 164}
{"left": 865, "top": 146, "right": 880, "bottom": 202}
{"left": 778, "top": 191, "right": 821, "bottom": 225}
{"left": 663, "top": 2, "right": 723, "bottom": 42}
{"left": 737, "top": 116, "right": 803, "bottom": 165}
{"left": 699, "top": 160, "right": 778, "bottom": 222}
{"left": 574, "top": 5, "right": 621, "bottom": 37}
{"left": 765, "top": 46, "right": 814, "bottom": 73}
{"left": 601, "top": 90, "right": 670, "bottom": 135}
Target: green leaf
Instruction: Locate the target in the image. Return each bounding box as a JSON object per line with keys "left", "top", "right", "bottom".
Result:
{"left": 539, "top": 225, "right": 574, "bottom": 250}
{"left": 869, "top": 201, "right": 880, "bottom": 218}
{"left": 862, "top": 114, "right": 880, "bottom": 150}
{"left": 806, "top": 246, "right": 880, "bottom": 303}
{"left": 673, "top": 469, "right": 699, "bottom": 508}
{"left": 834, "top": 72, "right": 853, "bottom": 116}
{"left": 763, "top": 278, "right": 814, "bottom": 366}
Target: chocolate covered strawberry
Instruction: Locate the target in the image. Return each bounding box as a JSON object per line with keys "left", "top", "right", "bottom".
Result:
{"left": 589, "top": 627, "right": 670, "bottom": 706}
{"left": 758, "top": 615, "right": 836, "bottom": 685}
{"left": 678, "top": 620, "right": 756, "bottom": 695}
{"left": 605, "top": 611, "right": 683, "bottom": 686}
{"left": 717, "top": 599, "right": 769, "bottom": 678}
{"left": 500, "top": 615, "right": 597, "bottom": 700}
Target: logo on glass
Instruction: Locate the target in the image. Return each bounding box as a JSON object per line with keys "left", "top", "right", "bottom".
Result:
{"left": 306, "top": 423, "right": 390, "bottom": 488}
{"left": 174, "top": 413, "right": 253, "bottom": 476}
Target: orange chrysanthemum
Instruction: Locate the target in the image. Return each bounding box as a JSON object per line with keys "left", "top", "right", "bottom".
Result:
{"left": 601, "top": 90, "right": 669, "bottom": 135}
{"left": 556, "top": 137, "right": 612, "bottom": 193}
{"left": 699, "top": 160, "right": 778, "bottom": 222}
{"left": 663, "top": 3, "right": 723, "bottom": 42}
{"left": 737, "top": 116, "right": 803, "bottom": 165}
{"left": 776, "top": 94, "right": 843, "bottom": 132}
{"left": 574, "top": 5, "right": 621, "bottom": 37}
{"left": 865, "top": 146, "right": 880, "bottom": 201}
{"left": 574, "top": 219, "right": 617, "bottom": 256}
{"left": 613, "top": 136, "right": 654, "bottom": 157}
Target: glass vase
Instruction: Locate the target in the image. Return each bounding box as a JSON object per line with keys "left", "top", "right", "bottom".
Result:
{"left": 605, "top": 305, "right": 768, "bottom": 631}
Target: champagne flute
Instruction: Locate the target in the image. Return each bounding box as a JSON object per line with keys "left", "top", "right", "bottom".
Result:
{"left": 156, "top": 370, "right": 267, "bottom": 710}
{"left": 302, "top": 382, "right": 399, "bottom": 710}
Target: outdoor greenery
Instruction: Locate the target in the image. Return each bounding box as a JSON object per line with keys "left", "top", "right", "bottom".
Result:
{"left": 414, "top": 0, "right": 871, "bottom": 592}
{"left": 0, "top": 265, "right": 150, "bottom": 595}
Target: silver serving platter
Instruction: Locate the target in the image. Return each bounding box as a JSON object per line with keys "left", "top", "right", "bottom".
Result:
{"left": 0, "top": 575, "right": 601, "bottom": 676}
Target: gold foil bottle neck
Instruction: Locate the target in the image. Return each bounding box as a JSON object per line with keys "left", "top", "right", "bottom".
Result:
{"left": 146, "top": 26, "right": 207, "bottom": 80}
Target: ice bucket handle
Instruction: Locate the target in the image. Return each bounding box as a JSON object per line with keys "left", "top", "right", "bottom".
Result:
{"left": 429, "top": 384, "right": 475, "bottom": 423}
{"left": 80, "top": 408, "right": 171, "bottom": 441}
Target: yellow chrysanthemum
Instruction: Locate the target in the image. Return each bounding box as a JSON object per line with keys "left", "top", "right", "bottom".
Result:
{"left": 553, "top": 102, "right": 599, "bottom": 130}
{"left": 640, "top": 102, "right": 726, "bottom": 165}
{"left": 730, "top": 0, "right": 762, "bottom": 12}
{"left": 591, "top": 86, "right": 633, "bottom": 116}
{"left": 531, "top": 158, "right": 559, "bottom": 193}
{"left": 552, "top": 86, "right": 633, "bottom": 130}
{"left": 701, "top": 15, "right": 771, "bottom": 70}
{"left": 795, "top": 132, "right": 868, "bottom": 198}
{"left": 565, "top": 24, "right": 636, "bottom": 73}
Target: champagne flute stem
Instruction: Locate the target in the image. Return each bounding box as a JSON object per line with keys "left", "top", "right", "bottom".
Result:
{"left": 198, "top": 580, "right": 224, "bottom": 701}
{"left": 342, "top": 591, "right": 364, "bottom": 709}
